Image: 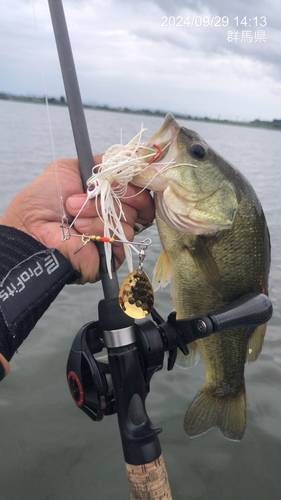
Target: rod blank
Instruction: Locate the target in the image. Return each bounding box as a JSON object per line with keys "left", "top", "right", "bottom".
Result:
{"left": 48, "top": 0, "right": 94, "bottom": 191}
{"left": 48, "top": 0, "right": 119, "bottom": 297}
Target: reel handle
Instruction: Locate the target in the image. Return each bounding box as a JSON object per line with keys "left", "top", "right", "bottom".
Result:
{"left": 209, "top": 292, "right": 272, "bottom": 332}
{"left": 169, "top": 292, "right": 272, "bottom": 344}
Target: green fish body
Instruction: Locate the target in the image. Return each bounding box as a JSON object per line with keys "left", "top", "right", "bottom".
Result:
{"left": 133, "top": 114, "right": 271, "bottom": 440}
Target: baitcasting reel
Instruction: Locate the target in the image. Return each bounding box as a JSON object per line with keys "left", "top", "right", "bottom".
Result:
{"left": 66, "top": 292, "right": 272, "bottom": 423}
{"left": 66, "top": 309, "right": 188, "bottom": 421}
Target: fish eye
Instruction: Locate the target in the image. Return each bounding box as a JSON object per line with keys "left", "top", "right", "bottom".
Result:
{"left": 189, "top": 143, "right": 207, "bottom": 160}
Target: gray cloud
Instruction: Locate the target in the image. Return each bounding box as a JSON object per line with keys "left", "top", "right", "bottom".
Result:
{"left": 1, "top": 0, "right": 280, "bottom": 121}
{"left": 127, "top": 0, "right": 280, "bottom": 65}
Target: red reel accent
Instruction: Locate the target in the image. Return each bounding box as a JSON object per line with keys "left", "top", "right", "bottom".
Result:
{"left": 67, "top": 371, "right": 84, "bottom": 407}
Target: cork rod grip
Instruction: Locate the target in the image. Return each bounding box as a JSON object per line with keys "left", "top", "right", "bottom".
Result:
{"left": 125, "top": 454, "right": 172, "bottom": 499}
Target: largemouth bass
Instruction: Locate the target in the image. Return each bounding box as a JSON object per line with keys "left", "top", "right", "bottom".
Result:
{"left": 132, "top": 114, "right": 270, "bottom": 440}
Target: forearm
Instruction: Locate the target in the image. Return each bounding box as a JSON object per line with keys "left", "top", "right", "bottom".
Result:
{"left": 0, "top": 225, "right": 79, "bottom": 366}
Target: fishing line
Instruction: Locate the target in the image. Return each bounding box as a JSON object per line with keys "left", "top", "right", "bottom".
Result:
{"left": 32, "top": 1, "right": 66, "bottom": 224}
{"left": 31, "top": 1, "right": 88, "bottom": 322}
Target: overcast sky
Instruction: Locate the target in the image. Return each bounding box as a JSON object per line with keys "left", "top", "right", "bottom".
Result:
{"left": 1, "top": 0, "right": 280, "bottom": 121}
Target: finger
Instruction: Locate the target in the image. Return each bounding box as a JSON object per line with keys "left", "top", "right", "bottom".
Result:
{"left": 38, "top": 221, "right": 101, "bottom": 284}
{"left": 67, "top": 188, "right": 154, "bottom": 226}
{"left": 119, "top": 185, "right": 155, "bottom": 224}
{"left": 0, "top": 361, "right": 5, "bottom": 381}
{"left": 47, "top": 155, "right": 103, "bottom": 176}
{"left": 65, "top": 220, "right": 134, "bottom": 279}
{"left": 59, "top": 232, "right": 101, "bottom": 284}
{"left": 66, "top": 194, "right": 93, "bottom": 218}
{"left": 72, "top": 214, "right": 136, "bottom": 243}
{"left": 67, "top": 196, "right": 139, "bottom": 230}
{"left": 73, "top": 215, "right": 105, "bottom": 235}
{"left": 0, "top": 353, "right": 10, "bottom": 380}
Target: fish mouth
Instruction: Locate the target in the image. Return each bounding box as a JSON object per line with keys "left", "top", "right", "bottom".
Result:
{"left": 133, "top": 113, "right": 237, "bottom": 235}
{"left": 133, "top": 113, "right": 212, "bottom": 234}
{"left": 132, "top": 113, "right": 183, "bottom": 191}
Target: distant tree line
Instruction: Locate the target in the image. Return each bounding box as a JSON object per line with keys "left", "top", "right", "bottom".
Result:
{"left": 0, "top": 92, "right": 280, "bottom": 130}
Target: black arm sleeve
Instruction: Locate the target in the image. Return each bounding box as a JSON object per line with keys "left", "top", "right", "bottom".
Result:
{"left": 0, "top": 226, "right": 80, "bottom": 361}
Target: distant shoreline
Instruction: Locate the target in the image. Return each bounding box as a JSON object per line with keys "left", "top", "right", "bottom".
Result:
{"left": 1, "top": 92, "right": 280, "bottom": 131}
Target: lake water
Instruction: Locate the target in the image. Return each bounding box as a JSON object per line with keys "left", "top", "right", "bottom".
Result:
{"left": 0, "top": 100, "right": 280, "bottom": 500}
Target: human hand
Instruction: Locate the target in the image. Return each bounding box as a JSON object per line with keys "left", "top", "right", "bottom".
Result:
{"left": 0, "top": 157, "right": 155, "bottom": 284}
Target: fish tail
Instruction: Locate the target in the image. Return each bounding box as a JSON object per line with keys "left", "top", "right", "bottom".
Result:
{"left": 184, "top": 382, "right": 246, "bottom": 441}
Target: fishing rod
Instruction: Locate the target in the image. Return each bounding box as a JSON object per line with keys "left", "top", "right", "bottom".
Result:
{"left": 47, "top": 2, "right": 273, "bottom": 499}
{"left": 48, "top": 1, "right": 172, "bottom": 498}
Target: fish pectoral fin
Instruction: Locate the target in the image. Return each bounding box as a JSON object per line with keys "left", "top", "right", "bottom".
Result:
{"left": 246, "top": 323, "right": 267, "bottom": 362}
{"left": 153, "top": 248, "right": 171, "bottom": 290}
{"left": 187, "top": 237, "right": 222, "bottom": 297}
{"left": 191, "top": 180, "right": 238, "bottom": 229}
{"left": 176, "top": 343, "right": 200, "bottom": 369}
{"left": 184, "top": 382, "right": 246, "bottom": 441}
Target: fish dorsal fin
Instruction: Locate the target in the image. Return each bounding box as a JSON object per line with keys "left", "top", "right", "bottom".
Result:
{"left": 153, "top": 248, "right": 171, "bottom": 290}
{"left": 187, "top": 237, "right": 222, "bottom": 297}
{"left": 246, "top": 323, "right": 267, "bottom": 362}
